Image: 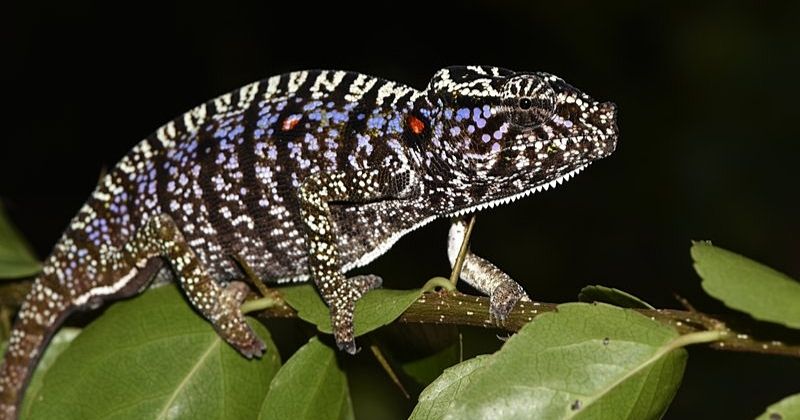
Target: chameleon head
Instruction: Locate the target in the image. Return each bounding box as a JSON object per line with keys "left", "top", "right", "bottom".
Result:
{"left": 417, "top": 66, "right": 618, "bottom": 215}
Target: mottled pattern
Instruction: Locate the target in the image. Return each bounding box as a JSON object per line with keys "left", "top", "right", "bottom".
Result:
{"left": 0, "top": 66, "right": 618, "bottom": 418}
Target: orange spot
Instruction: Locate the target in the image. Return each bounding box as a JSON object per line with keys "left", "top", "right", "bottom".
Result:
{"left": 407, "top": 115, "right": 425, "bottom": 135}
{"left": 281, "top": 115, "right": 301, "bottom": 131}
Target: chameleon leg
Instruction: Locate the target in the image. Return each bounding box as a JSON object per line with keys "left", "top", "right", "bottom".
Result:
{"left": 299, "top": 167, "right": 413, "bottom": 354}
{"left": 124, "top": 214, "right": 265, "bottom": 357}
{"left": 447, "top": 218, "right": 530, "bottom": 322}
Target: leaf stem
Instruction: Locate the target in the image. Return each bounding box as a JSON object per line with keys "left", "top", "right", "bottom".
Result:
{"left": 241, "top": 297, "right": 280, "bottom": 314}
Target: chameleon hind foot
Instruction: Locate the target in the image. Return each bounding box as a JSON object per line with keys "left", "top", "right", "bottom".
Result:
{"left": 213, "top": 281, "right": 265, "bottom": 358}
{"left": 331, "top": 274, "right": 382, "bottom": 355}
{"left": 129, "top": 215, "right": 265, "bottom": 358}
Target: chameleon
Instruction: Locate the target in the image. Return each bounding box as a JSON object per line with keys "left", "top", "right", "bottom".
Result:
{"left": 0, "top": 65, "right": 617, "bottom": 417}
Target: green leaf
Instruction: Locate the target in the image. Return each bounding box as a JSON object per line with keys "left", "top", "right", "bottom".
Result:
{"left": 279, "top": 284, "right": 422, "bottom": 336}
{"left": 258, "top": 337, "right": 353, "bottom": 420}
{"left": 0, "top": 201, "right": 41, "bottom": 279}
{"left": 757, "top": 393, "right": 800, "bottom": 420}
{"left": 578, "top": 285, "right": 655, "bottom": 309}
{"left": 25, "top": 285, "right": 281, "bottom": 420}
{"left": 402, "top": 343, "right": 460, "bottom": 386}
{"left": 20, "top": 328, "right": 81, "bottom": 418}
{"left": 423, "top": 303, "right": 720, "bottom": 420}
{"left": 409, "top": 355, "right": 491, "bottom": 420}
{"left": 692, "top": 241, "right": 800, "bottom": 329}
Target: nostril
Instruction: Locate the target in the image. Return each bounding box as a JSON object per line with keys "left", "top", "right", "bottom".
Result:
{"left": 599, "top": 101, "right": 617, "bottom": 116}
{"left": 599, "top": 102, "right": 618, "bottom": 122}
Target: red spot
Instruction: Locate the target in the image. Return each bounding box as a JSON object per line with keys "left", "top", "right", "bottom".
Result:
{"left": 281, "top": 115, "right": 301, "bottom": 131}
{"left": 407, "top": 115, "right": 425, "bottom": 135}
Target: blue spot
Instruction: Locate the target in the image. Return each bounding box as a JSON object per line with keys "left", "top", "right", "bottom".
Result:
{"left": 450, "top": 126, "right": 461, "bottom": 136}
{"left": 305, "top": 133, "right": 319, "bottom": 150}
{"left": 214, "top": 127, "right": 230, "bottom": 138}
{"left": 482, "top": 134, "right": 491, "bottom": 143}
{"left": 367, "top": 116, "right": 386, "bottom": 129}
{"left": 324, "top": 150, "right": 337, "bottom": 163}
{"left": 258, "top": 104, "right": 272, "bottom": 115}
{"left": 456, "top": 108, "right": 470, "bottom": 121}
{"left": 303, "top": 101, "right": 322, "bottom": 111}
{"left": 467, "top": 125, "right": 475, "bottom": 134}
{"left": 356, "top": 134, "right": 373, "bottom": 154}
{"left": 483, "top": 105, "right": 491, "bottom": 118}
{"left": 387, "top": 115, "right": 403, "bottom": 134}
{"left": 228, "top": 125, "right": 244, "bottom": 140}
{"left": 257, "top": 114, "right": 274, "bottom": 128}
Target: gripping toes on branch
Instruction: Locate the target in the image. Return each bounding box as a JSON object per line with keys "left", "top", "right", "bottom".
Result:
{"left": 447, "top": 218, "right": 530, "bottom": 324}
{"left": 298, "top": 166, "right": 412, "bottom": 354}
{"left": 329, "top": 274, "right": 382, "bottom": 354}
{"left": 132, "top": 215, "right": 265, "bottom": 358}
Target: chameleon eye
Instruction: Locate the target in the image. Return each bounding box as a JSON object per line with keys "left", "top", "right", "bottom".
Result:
{"left": 502, "top": 75, "right": 556, "bottom": 127}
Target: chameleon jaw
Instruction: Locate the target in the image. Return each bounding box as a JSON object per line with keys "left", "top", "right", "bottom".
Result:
{"left": 447, "top": 164, "right": 589, "bottom": 217}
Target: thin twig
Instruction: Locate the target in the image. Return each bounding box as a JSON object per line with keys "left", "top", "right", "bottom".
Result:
{"left": 449, "top": 215, "right": 476, "bottom": 288}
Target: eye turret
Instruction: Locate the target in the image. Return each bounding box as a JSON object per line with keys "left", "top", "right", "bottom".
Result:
{"left": 503, "top": 75, "right": 556, "bottom": 127}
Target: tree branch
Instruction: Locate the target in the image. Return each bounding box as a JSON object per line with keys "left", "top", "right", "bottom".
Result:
{"left": 253, "top": 289, "right": 800, "bottom": 358}
{"left": 3, "top": 278, "right": 798, "bottom": 358}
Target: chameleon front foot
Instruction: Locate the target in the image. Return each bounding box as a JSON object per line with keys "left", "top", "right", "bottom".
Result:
{"left": 489, "top": 281, "right": 529, "bottom": 324}
{"left": 330, "top": 274, "right": 382, "bottom": 355}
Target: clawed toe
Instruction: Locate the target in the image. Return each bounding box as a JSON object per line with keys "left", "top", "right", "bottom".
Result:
{"left": 336, "top": 338, "right": 358, "bottom": 355}
{"left": 489, "top": 282, "right": 528, "bottom": 324}
{"left": 236, "top": 336, "right": 266, "bottom": 359}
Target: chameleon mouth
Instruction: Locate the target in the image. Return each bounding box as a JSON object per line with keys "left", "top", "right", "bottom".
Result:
{"left": 448, "top": 164, "right": 589, "bottom": 217}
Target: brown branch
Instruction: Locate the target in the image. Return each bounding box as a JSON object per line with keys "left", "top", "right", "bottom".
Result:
{"left": 252, "top": 290, "right": 800, "bottom": 358}
{"left": 2, "top": 278, "right": 798, "bottom": 358}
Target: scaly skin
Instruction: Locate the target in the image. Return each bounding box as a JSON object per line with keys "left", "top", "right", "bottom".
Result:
{"left": 0, "top": 66, "right": 618, "bottom": 418}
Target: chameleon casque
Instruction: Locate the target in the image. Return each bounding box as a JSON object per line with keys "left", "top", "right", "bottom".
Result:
{"left": 0, "top": 65, "right": 617, "bottom": 417}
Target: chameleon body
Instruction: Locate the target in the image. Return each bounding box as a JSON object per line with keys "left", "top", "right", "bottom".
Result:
{"left": 0, "top": 66, "right": 617, "bottom": 417}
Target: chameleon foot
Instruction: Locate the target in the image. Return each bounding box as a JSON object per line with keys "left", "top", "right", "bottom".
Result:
{"left": 216, "top": 281, "right": 265, "bottom": 358}
{"left": 331, "top": 274, "right": 382, "bottom": 355}
{"left": 489, "top": 281, "right": 528, "bottom": 324}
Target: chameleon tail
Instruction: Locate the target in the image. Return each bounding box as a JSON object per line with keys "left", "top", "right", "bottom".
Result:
{"left": 0, "top": 273, "right": 73, "bottom": 419}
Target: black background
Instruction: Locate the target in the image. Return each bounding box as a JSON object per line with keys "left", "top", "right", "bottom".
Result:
{"left": 5, "top": 1, "right": 800, "bottom": 418}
